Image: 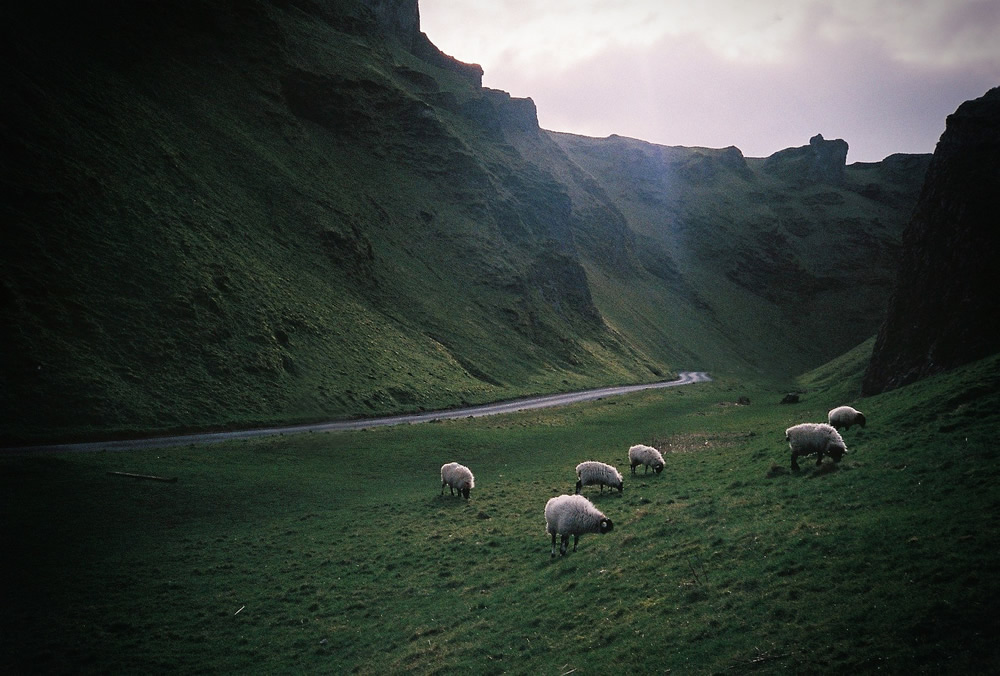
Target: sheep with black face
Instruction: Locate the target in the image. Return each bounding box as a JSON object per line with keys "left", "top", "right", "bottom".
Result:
{"left": 440, "top": 462, "right": 475, "bottom": 499}
{"left": 785, "top": 423, "right": 847, "bottom": 471}
{"left": 628, "top": 444, "right": 665, "bottom": 475}
{"left": 544, "top": 494, "right": 613, "bottom": 557}
{"left": 828, "top": 405, "right": 866, "bottom": 431}
{"left": 575, "top": 461, "right": 623, "bottom": 494}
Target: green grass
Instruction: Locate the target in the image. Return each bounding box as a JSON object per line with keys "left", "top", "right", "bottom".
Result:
{"left": 4, "top": 355, "right": 999, "bottom": 673}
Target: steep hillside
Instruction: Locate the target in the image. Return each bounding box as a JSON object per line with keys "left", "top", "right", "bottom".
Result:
{"left": 0, "top": 0, "right": 927, "bottom": 442}
{"left": 549, "top": 133, "right": 929, "bottom": 378}
{"left": 0, "top": 0, "right": 658, "bottom": 442}
{"left": 864, "top": 87, "right": 1000, "bottom": 394}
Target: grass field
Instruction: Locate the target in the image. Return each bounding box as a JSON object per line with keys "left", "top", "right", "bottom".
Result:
{"left": 3, "top": 355, "right": 999, "bottom": 673}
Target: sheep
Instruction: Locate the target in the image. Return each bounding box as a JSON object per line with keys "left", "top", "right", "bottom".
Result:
{"left": 544, "top": 494, "right": 614, "bottom": 557}
{"left": 628, "top": 444, "right": 665, "bottom": 475}
{"left": 575, "top": 461, "right": 623, "bottom": 494}
{"left": 828, "top": 405, "right": 866, "bottom": 431}
{"left": 440, "top": 462, "right": 475, "bottom": 499}
{"left": 785, "top": 423, "right": 848, "bottom": 471}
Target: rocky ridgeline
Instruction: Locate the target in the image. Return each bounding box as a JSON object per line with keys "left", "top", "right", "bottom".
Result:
{"left": 863, "top": 87, "right": 1000, "bottom": 394}
{"left": 763, "top": 133, "right": 850, "bottom": 185}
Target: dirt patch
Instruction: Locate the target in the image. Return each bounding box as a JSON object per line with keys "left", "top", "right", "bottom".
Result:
{"left": 649, "top": 432, "right": 750, "bottom": 454}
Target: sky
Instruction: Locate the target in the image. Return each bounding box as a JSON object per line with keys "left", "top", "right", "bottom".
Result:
{"left": 419, "top": 0, "right": 1000, "bottom": 162}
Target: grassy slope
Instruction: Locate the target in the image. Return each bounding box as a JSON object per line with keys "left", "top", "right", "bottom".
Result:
{"left": 3, "top": 354, "right": 998, "bottom": 673}
{"left": 550, "top": 133, "right": 929, "bottom": 380}
{"left": 0, "top": 3, "right": 669, "bottom": 443}
{"left": 509, "top": 131, "right": 765, "bottom": 382}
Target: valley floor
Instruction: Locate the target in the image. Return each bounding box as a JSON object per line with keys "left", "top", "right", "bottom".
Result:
{"left": 3, "top": 358, "right": 998, "bottom": 673}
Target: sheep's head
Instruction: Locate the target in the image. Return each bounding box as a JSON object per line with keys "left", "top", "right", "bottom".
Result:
{"left": 828, "top": 445, "right": 847, "bottom": 463}
{"left": 653, "top": 461, "right": 664, "bottom": 474}
{"left": 461, "top": 486, "right": 471, "bottom": 499}
{"left": 857, "top": 413, "right": 867, "bottom": 428}
{"left": 599, "top": 518, "right": 614, "bottom": 534}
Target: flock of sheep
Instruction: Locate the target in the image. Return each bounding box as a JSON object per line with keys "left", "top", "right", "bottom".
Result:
{"left": 786, "top": 405, "right": 866, "bottom": 471}
{"left": 440, "top": 405, "right": 866, "bottom": 557}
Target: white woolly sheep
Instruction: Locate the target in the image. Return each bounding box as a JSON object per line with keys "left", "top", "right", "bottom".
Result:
{"left": 785, "top": 423, "right": 848, "bottom": 471}
{"left": 575, "top": 461, "right": 624, "bottom": 494}
{"left": 828, "top": 405, "right": 867, "bottom": 431}
{"left": 544, "top": 494, "right": 614, "bottom": 557}
{"left": 628, "top": 444, "right": 665, "bottom": 475}
{"left": 440, "top": 462, "right": 475, "bottom": 499}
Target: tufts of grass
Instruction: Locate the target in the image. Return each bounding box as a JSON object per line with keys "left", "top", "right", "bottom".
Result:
{"left": 3, "top": 356, "right": 999, "bottom": 673}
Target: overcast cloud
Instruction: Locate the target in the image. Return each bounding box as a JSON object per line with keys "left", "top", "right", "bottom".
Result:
{"left": 420, "top": 0, "right": 1000, "bottom": 161}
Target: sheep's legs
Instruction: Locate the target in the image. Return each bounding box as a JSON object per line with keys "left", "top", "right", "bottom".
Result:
{"left": 791, "top": 453, "right": 800, "bottom": 471}
{"left": 549, "top": 533, "right": 580, "bottom": 556}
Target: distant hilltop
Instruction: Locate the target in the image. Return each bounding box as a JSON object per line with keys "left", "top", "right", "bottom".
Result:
{"left": 762, "top": 133, "right": 850, "bottom": 185}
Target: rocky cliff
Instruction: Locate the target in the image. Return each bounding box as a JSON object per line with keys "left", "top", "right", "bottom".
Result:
{"left": 763, "top": 133, "right": 850, "bottom": 185}
{"left": 863, "top": 87, "right": 1000, "bottom": 394}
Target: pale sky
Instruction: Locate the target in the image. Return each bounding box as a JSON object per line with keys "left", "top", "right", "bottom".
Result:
{"left": 420, "top": 0, "right": 1000, "bottom": 162}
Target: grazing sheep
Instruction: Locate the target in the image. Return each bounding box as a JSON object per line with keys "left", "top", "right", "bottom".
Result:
{"left": 785, "top": 423, "right": 847, "bottom": 471}
{"left": 828, "top": 405, "right": 866, "bottom": 431}
{"left": 575, "top": 461, "right": 624, "bottom": 494}
{"left": 440, "top": 462, "right": 475, "bottom": 499}
{"left": 628, "top": 444, "right": 665, "bottom": 475}
{"left": 544, "top": 494, "right": 614, "bottom": 557}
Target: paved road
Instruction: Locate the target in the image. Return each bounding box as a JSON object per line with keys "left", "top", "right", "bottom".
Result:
{"left": 3, "top": 371, "right": 711, "bottom": 455}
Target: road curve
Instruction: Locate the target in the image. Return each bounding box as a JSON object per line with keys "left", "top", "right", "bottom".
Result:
{"left": 3, "top": 371, "right": 711, "bottom": 455}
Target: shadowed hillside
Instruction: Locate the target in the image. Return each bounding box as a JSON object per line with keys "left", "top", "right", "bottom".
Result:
{"left": 1, "top": 0, "right": 928, "bottom": 442}
{"left": 864, "top": 87, "right": 1000, "bottom": 394}
{"left": 547, "top": 133, "right": 929, "bottom": 378}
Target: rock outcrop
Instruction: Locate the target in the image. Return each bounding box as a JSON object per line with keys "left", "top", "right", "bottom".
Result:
{"left": 862, "top": 88, "right": 1000, "bottom": 394}
{"left": 763, "top": 133, "right": 849, "bottom": 185}
{"left": 461, "top": 89, "right": 539, "bottom": 134}
{"left": 330, "top": 0, "right": 484, "bottom": 85}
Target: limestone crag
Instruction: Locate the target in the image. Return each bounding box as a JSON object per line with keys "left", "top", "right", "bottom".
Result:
{"left": 863, "top": 87, "right": 1000, "bottom": 394}
{"left": 763, "top": 133, "right": 849, "bottom": 185}
{"left": 461, "top": 89, "right": 540, "bottom": 135}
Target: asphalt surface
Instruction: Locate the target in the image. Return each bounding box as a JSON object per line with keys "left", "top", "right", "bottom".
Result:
{"left": 3, "top": 371, "right": 711, "bottom": 455}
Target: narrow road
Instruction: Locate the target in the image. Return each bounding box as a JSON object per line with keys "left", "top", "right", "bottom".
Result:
{"left": 4, "top": 371, "right": 711, "bottom": 455}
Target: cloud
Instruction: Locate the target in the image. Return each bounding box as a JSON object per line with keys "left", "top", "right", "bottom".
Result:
{"left": 421, "top": 0, "right": 1000, "bottom": 161}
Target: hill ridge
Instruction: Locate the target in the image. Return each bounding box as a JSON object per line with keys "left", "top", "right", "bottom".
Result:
{"left": 0, "top": 0, "right": 929, "bottom": 442}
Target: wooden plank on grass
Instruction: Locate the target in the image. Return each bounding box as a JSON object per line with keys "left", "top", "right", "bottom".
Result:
{"left": 107, "top": 471, "right": 178, "bottom": 483}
